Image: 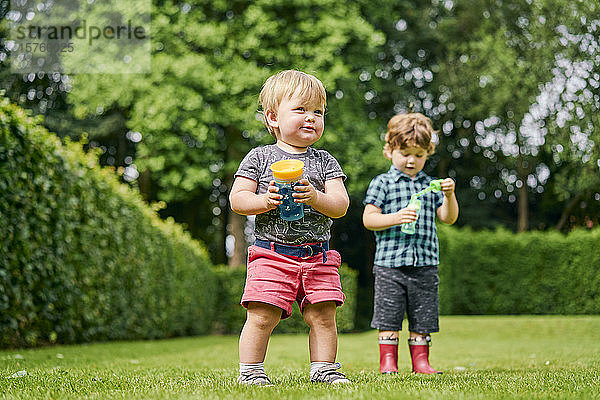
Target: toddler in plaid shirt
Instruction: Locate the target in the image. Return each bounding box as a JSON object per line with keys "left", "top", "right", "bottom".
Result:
{"left": 363, "top": 112, "right": 459, "bottom": 374}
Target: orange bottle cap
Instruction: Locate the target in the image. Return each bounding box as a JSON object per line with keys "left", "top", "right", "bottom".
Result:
{"left": 270, "top": 159, "right": 304, "bottom": 180}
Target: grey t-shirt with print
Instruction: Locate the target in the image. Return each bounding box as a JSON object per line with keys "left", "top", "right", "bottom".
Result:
{"left": 234, "top": 144, "right": 346, "bottom": 244}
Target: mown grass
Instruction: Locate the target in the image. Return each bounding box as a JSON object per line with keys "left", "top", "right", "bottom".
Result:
{"left": 1, "top": 316, "right": 599, "bottom": 399}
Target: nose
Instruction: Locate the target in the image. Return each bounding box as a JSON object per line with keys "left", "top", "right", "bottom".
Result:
{"left": 305, "top": 114, "right": 315, "bottom": 123}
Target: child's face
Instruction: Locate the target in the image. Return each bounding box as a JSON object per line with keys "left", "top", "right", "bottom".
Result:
{"left": 266, "top": 94, "right": 324, "bottom": 150}
{"left": 389, "top": 146, "right": 428, "bottom": 178}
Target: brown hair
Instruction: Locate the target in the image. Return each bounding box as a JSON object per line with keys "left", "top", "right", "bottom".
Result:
{"left": 383, "top": 112, "right": 436, "bottom": 158}
{"left": 259, "top": 70, "right": 326, "bottom": 137}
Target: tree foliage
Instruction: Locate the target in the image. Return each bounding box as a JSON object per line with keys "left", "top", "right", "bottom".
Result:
{"left": 2, "top": 0, "right": 599, "bottom": 267}
{"left": 61, "top": 0, "right": 385, "bottom": 262}
{"left": 432, "top": 0, "right": 600, "bottom": 230}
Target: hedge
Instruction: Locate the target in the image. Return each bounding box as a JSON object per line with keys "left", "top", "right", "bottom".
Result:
{"left": 0, "top": 97, "right": 217, "bottom": 347}
{"left": 212, "top": 264, "right": 358, "bottom": 334}
{"left": 6, "top": 93, "right": 597, "bottom": 349}
{"left": 438, "top": 225, "right": 600, "bottom": 314}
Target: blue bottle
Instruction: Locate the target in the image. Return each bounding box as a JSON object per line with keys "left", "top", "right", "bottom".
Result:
{"left": 274, "top": 179, "right": 304, "bottom": 221}
{"left": 270, "top": 160, "right": 305, "bottom": 221}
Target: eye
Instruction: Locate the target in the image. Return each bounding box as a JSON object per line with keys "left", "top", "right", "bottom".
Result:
{"left": 314, "top": 109, "right": 323, "bottom": 115}
{"left": 295, "top": 107, "right": 305, "bottom": 112}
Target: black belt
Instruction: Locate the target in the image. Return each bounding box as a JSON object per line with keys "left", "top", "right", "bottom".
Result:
{"left": 254, "top": 239, "right": 329, "bottom": 262}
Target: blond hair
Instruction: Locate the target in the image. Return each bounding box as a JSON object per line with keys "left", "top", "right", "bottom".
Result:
{"left": 383, "top": 112, "right": 437, "bottom": 158}
{"left": 259, "top": 70, "right": 326, "bottom": 136}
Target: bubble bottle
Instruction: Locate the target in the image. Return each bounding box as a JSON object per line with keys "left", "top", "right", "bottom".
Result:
{"left": 401, "top": 195, "right": 421, "bottom": 234}
{"left": 270, "top": 159, "right": 305, "bottom": 221}
{"left": 401, "top": 179, "right": 443, "bottom": 235}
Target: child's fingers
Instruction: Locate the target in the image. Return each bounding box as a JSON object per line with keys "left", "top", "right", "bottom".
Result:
{"left": 399, "top": 215, "right": 417, "bottom": 224}
{"left": 292, "top": 186, "right": 315, "bottom": 203}
{"left": 397, "top": 209, "right": 417, "bottom": 223}
{"left": 292, "top": 183, "right": 312, "bottom": 195}
{"left": 292, "top": 191, "right": 311, "bottom": 202}
{"left": 441, "top": 178, "right": 455, "bottom": 192}
{"left": 264, "top": 192, "right": 281, "bottom": 207}
{"left": 405, "top": 212, "right": 417, "bottom": 220}
{"left": 443, "top": 178, "right": 454, "bottom": 186}
{"left": 267, "top": 187, "right": 282, "bottom": 204}
{"left": 293, "top": 187, "right": 313, "bottom": 197}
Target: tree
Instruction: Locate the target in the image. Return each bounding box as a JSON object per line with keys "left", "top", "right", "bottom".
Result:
{"left": 433, "top": 0, "right": 599, "bottom": 231}
{"left": 0, "top": 2, "right": 70, "bottom": 139}
{"left": 64, "top": 0, "right": 384, "bottom": 264}
{"left": 0, "top": 0, "right": 137, "bottom": 173}
{"left": 530, "top": 11, "right": 600, "bottom": 230}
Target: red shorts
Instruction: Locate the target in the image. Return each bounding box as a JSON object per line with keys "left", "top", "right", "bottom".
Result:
{"left": 241, "top": 245, "right": 346, "bottom": 319}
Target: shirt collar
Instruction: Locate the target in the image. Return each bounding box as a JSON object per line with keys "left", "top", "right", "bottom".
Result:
{"left": 388, "top": 165, "right": 428, "bottom": 182}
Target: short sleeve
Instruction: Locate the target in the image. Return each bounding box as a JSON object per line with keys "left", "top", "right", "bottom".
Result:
{"left": 323, "top": 152, "right": 346, "bottom": 181}
{"left": 234, "top": 148, "right": 261, "bottom": 183}
{"left": 363, "top": 175, "right": 387, "bottom": 209}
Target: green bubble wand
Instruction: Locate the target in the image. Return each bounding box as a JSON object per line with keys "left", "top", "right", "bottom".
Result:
{"left": 401, "top": 179, "right": 444, "bottom": 234}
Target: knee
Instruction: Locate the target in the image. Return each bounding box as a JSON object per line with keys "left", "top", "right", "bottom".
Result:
{"left": 248, "top": 315, "right": 278, "bottom": 332}
{"left": 246, "top": 305, "right": 281, "bottom": 332}
{"left": 303, "top": 302, "right": 336, "bottom": 330}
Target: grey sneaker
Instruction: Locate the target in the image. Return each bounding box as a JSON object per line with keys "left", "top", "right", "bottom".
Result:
{"left": 310, "top": 363, "right": 350, "bottom": 384}
{"left": 237, "top": 369, "right": 274, "bottom": 386}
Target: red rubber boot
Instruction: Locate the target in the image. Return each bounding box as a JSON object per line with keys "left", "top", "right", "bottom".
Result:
{"left": 379, "top": 338, "right": 399, "bottom": 374}
{"left": 408, "top": 336, "right": 442, "bottom": 374}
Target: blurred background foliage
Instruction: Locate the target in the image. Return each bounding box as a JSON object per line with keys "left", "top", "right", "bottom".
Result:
{"left": 2, "top": 0, "right": 599, "bottom": 328}
{"left": 1, "top": 98, "right": 217, "bottom": 347}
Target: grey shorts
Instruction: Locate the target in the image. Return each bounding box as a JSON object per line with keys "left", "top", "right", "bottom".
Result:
{"left": 371, "top": 264, "right": 439, "bottom": 333}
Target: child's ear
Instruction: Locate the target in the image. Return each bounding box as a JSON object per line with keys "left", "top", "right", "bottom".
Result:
{"left": 383, "top": 143, "right": 393, "bottom": 160}
{"left": 265, "top": 109, "right": 279, "bottom": 129}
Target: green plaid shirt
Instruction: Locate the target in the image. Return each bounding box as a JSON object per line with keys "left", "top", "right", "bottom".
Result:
{"left": 363, "top": 166, "right": 444, "bottom": 267}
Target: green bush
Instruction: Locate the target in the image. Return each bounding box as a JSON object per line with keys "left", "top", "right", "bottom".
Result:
{"left": 0, "top": 97, "right": 217, "bottom": 348}
{"left": 438, "top": 225, "right": 600, "bottom": 314}
{"left": 212, "top": 264, "right": 358, "bottom": 334}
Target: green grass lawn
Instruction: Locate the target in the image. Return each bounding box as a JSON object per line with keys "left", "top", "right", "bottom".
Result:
{"left": 1, "top": 316, "right": 599, "bottom": 399}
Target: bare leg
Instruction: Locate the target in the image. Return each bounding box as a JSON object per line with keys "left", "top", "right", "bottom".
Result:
{"left": 239, "top": 302, "right": 282, "bottom": 363}
{"left": 409, "top": 331, "right": 426, "bottom": 339}
{"left": 303, "top": 301, "right": 337, "bottom": 362}
{"left": 379, "top": 330, "right": 399, "bottom": 340}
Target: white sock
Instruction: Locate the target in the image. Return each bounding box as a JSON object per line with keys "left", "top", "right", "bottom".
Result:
{"left": 239, "top": 362, "right": 265, "bottom": 374}
{"left": 310, "top": 361, "right": 333, "bottom": 378}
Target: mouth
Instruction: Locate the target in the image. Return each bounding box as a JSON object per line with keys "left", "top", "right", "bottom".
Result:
{"left": 301, "top": 126, "right": 316, "bottom": 132}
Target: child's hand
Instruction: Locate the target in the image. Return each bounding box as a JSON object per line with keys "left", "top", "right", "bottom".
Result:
{"left": 395, "top": 207, "right": 418, "bottom": 225}
{"left": 440, "top": 178, "right": 455, "bottom": 197}
{"left": 263, "top": 180, "right": 282, "bottom": 210}
{"left": 292, "top": 179, "right": 318, "bottom": 205}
